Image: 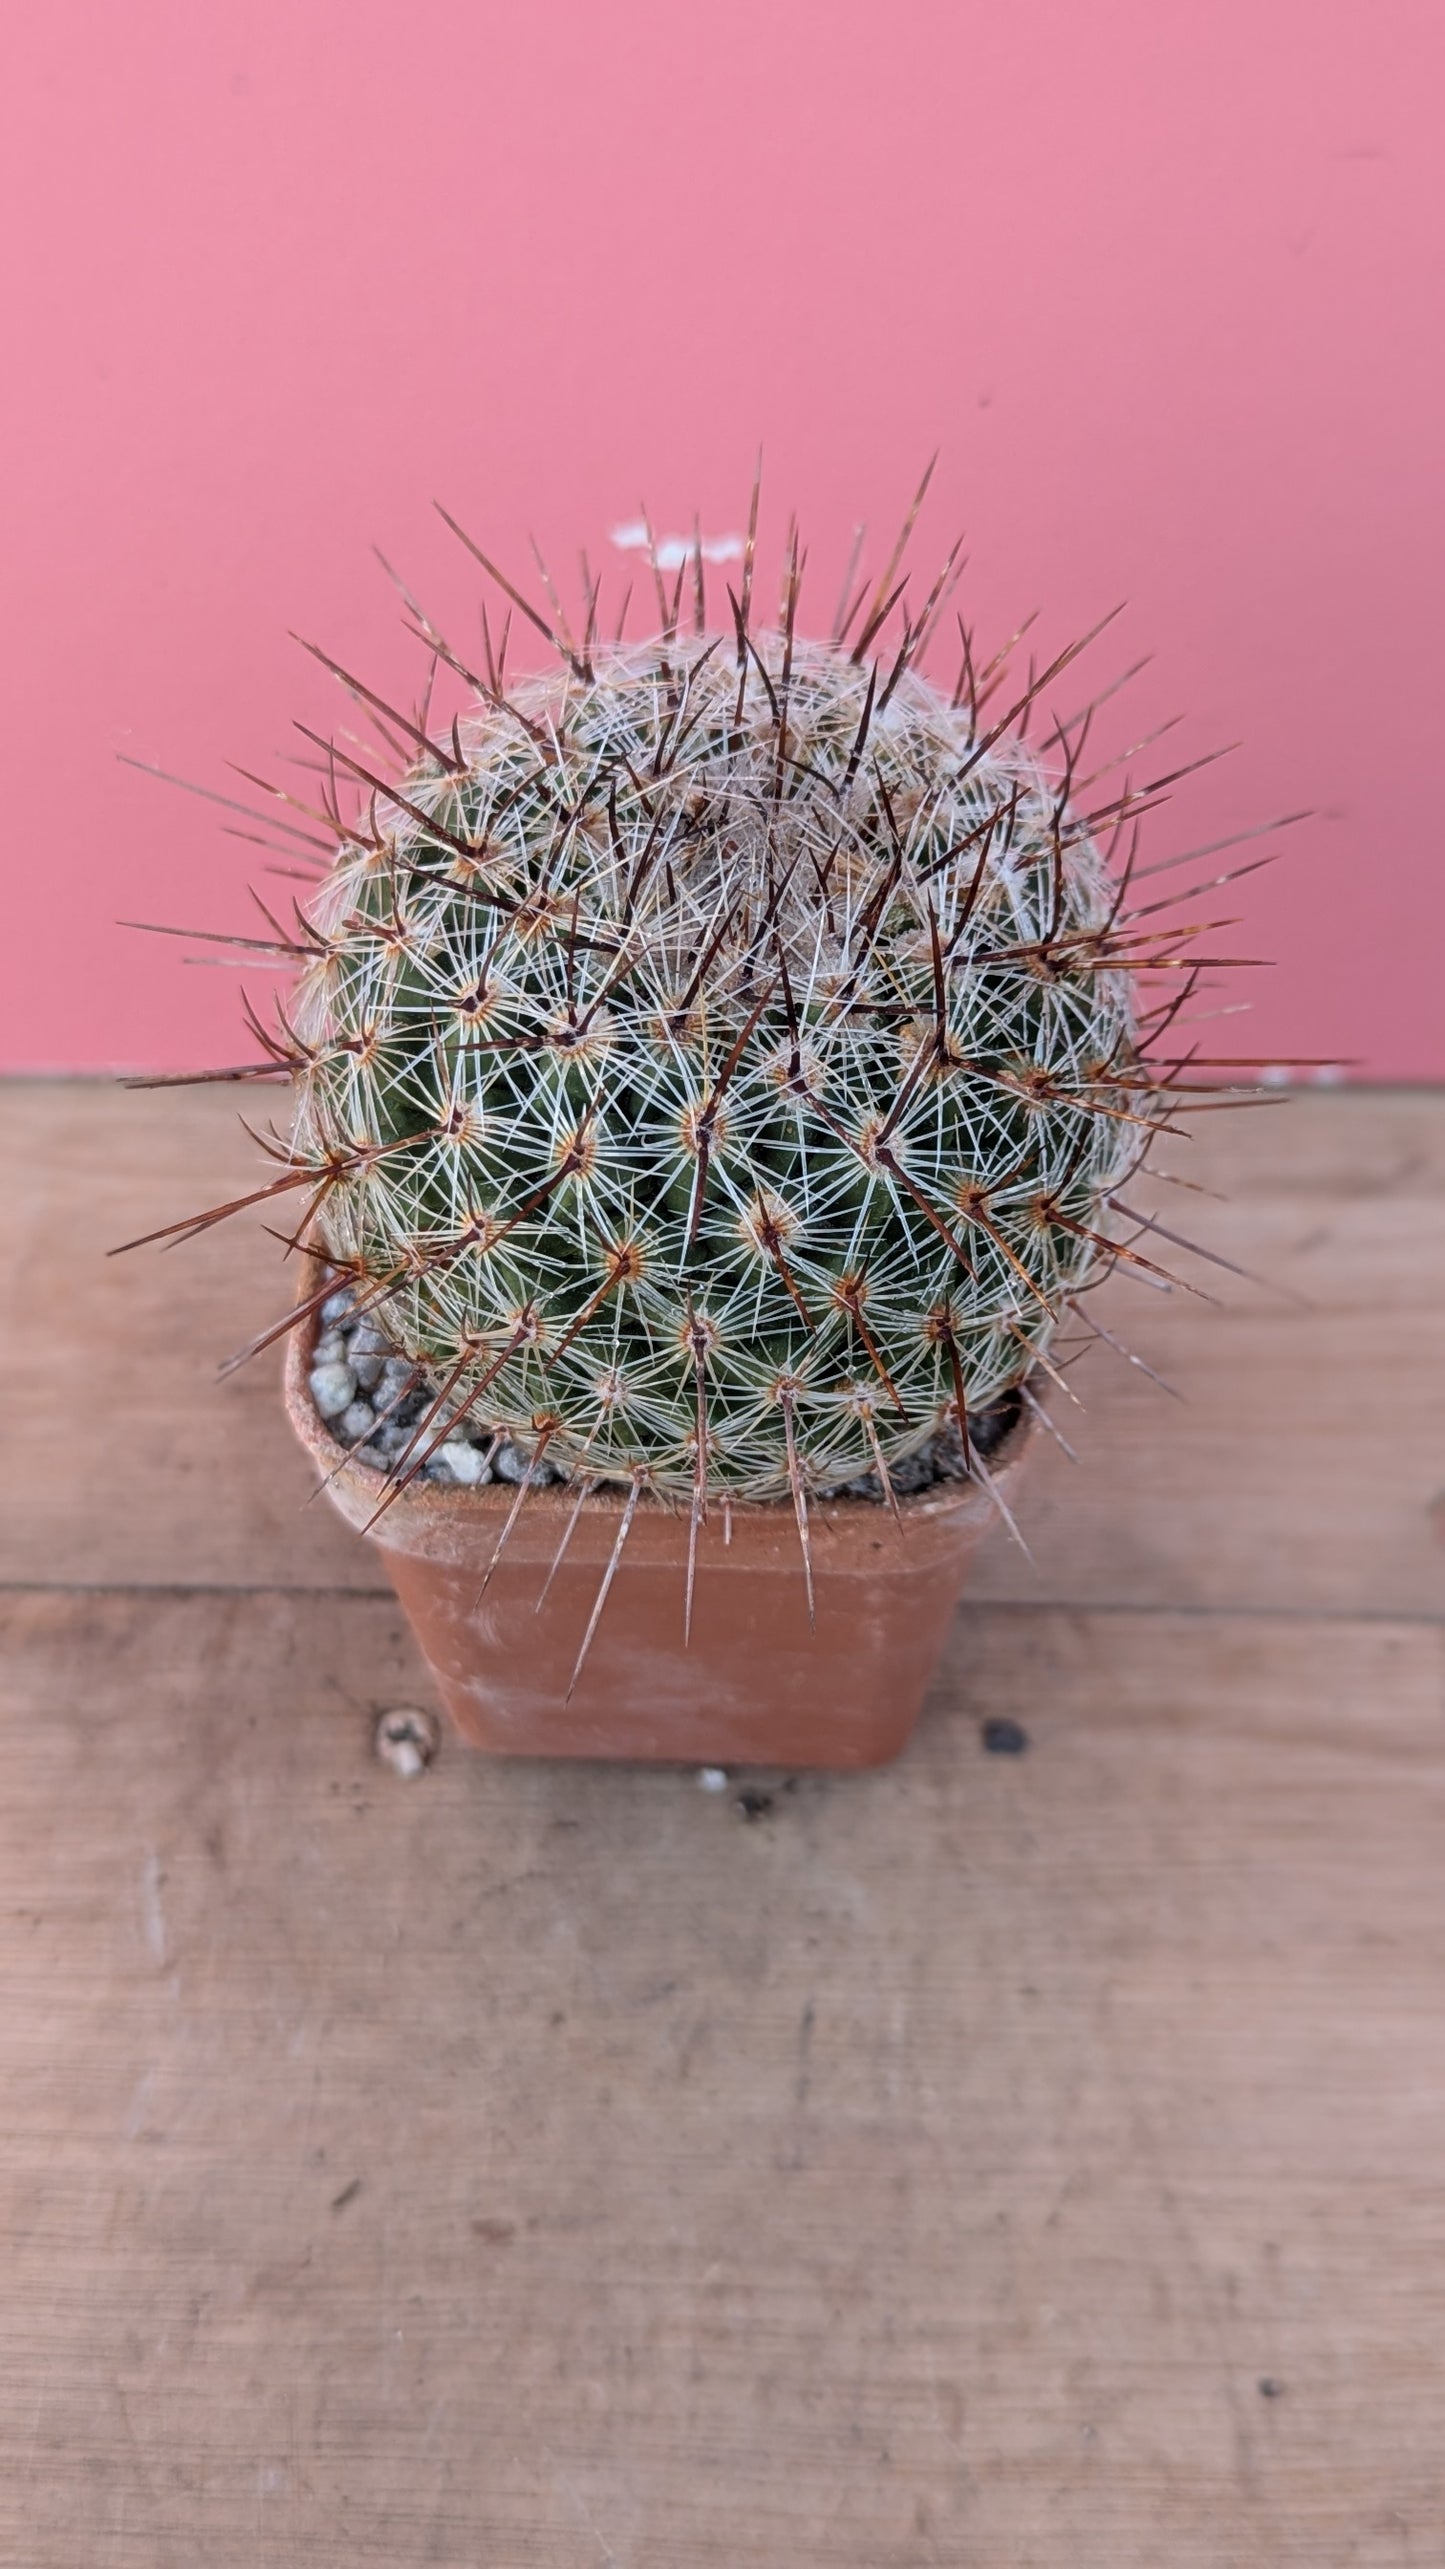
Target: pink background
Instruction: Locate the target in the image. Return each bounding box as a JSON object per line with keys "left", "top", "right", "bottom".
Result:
{"left": 2, "top": 0, "right": 1440, "bottom": 1076}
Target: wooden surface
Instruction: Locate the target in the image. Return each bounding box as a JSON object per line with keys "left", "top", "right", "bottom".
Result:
{"left": 2, "top": 1079, "right": 1443, "bottom": 2565}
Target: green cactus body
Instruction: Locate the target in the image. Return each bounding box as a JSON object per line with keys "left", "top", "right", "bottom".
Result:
{"left": 287, "top": 630, "right": 1152, "bottom": 1502}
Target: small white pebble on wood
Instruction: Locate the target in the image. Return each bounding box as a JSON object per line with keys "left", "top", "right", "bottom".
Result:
{"left": 373, "top": 1705, "right": 439, "bottom": 1777}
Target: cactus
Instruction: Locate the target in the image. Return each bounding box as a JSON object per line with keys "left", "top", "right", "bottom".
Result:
{"left": 125, "top": 476, "right": 1258, "bottom": 1628}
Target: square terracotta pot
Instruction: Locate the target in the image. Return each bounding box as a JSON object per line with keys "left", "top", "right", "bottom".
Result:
{"left": 284, "top": 1303, "right": 1033, "bottom": 1770}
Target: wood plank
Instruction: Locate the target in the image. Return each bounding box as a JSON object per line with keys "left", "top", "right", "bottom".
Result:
{"left": 3, "top": 1585, "right": 1444, "bottom": 2564}
{"left": 0, "top": 1079, "right": 368, "bottom": 1592}
{"left": 2, "top": 1081, "right": 1443, "bottom": 1615}
{"left": 979, "top": 1084, "right": 1445, "bottom": 1616}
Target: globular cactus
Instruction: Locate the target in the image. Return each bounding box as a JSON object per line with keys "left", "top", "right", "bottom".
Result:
{"left": 128, "top": 479, "right": 1239, "bottom": 1605}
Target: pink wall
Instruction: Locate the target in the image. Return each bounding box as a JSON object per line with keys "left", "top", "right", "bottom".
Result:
{"left": 2, "top": 0, "right": 1440, "bottom": 1076}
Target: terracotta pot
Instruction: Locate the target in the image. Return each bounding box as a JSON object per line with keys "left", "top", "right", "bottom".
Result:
{"left": 283, "top": 1295, "right": 1034, "bottom": 1770}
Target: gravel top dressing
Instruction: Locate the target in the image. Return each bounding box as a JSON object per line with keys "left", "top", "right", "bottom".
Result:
{"left": 308, "top": 1282, "right": 1025, "bottom": 1502}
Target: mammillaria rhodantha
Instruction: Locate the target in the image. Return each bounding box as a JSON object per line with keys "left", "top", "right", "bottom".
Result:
{"left": 124, "top": 474, "right": 1267, "bottom": 1625}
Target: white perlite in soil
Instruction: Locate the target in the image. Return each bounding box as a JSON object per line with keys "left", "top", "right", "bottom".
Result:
{"left": 308, "top": 1283, "right": 1024, "bottom": 1500}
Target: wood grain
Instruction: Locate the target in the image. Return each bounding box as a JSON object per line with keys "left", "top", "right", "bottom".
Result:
{"left": 4, "top": 1588, "right": 1445, "bottom": 2566}
{"left": 2, "top": 1079, "right": 1444, "bottom": 2564}
{"left": 2, "top": 1081, "right": 1443, "bottom": 1611}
